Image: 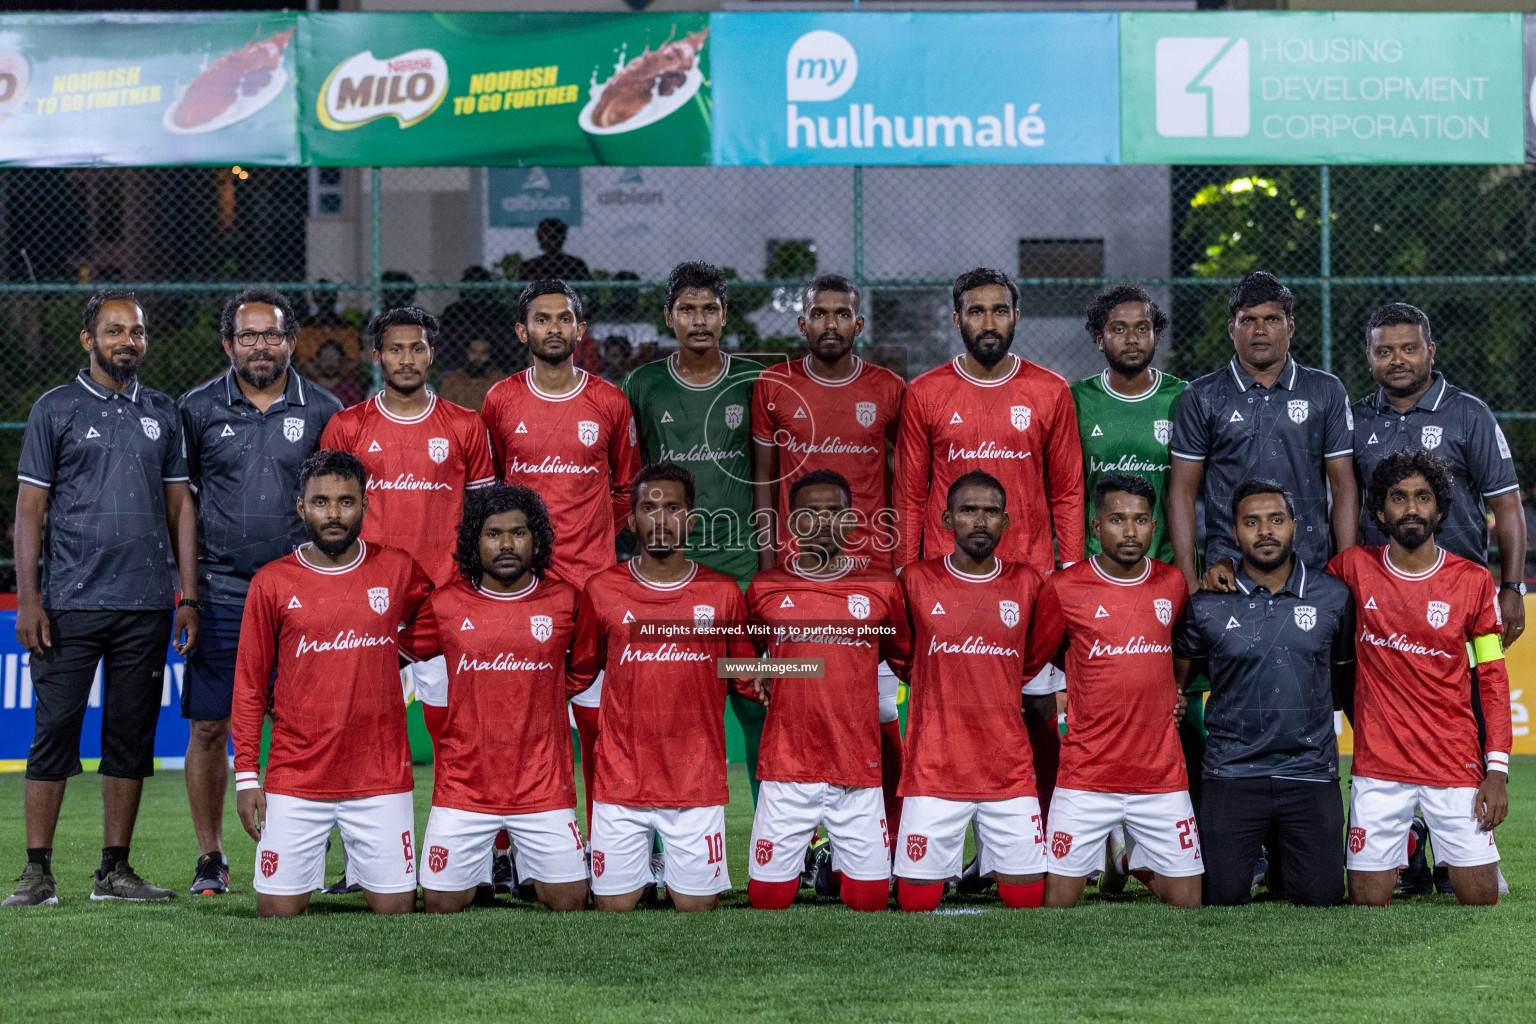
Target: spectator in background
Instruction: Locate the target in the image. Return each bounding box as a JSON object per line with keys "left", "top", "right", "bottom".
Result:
{"left": 305, "top": 279, "right": 348, "bottom": 328}
{"left": 307, "top": 337, "right": 366, "bottom": 408}
{"left": 519, "top": 219, "right": 591, "bottom": 281}
{"left": 439, "top": 265, "right": 516, "bottom": 372}
{"left": 380, "top": 270, "right": 417, "bottom": 313}
{"left": 601, "top": 336, "right": 633, "bottom": 385}
{"left": 636, "top": 339, "right": 658, "bottom": 365}
{"left": 436, "top": 336, "right": 506, "bottom": 412}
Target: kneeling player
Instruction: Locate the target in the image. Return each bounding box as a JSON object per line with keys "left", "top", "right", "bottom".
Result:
{"left": 569, "top": 464, "right": 757, "bottom": 912}
{"left": 746, "top": 470, "right": 909, "bottom": 913}
{"left": 406, "top": 485, "right": 588, "bottom": 913}
{"left": 1027, "top": 474, "right": 1201, "bottom": 908}
{"left": 889, "top": 470, "right": 1047, "bottom": 911}
{"left": 232, "top": 450, "right": 433, "bottom": 918}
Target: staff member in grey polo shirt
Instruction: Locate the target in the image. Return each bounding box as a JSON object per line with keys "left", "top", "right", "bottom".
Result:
{"left": 1175, "top": 479, "right": 1354, "bottom": 907}
{"left": 176, "top": 287, "right": 341, "bottom": 896}
{"left": 5, "top": 291, "right": 200, "bottom": 907}
{"left": 1168, "top": 271, "right": 1359, "bottom": 594}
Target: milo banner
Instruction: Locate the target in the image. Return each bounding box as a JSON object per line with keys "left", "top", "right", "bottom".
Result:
{"left": 299, "top": 12, "right": 711, "bottom": 166}
{"left": 0, "top": 13, "right": 299, "bottom": 167}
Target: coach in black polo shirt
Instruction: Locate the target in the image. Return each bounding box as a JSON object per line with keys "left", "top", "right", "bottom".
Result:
{"left": 6, "top": 291, "right": 200, "bottom": 907}
{"left": 1169, "top": 271, "right": 1359, "bottom": 593}
{"left": 175, "top": 287, "right": 342, "bottom": 895}
{"left": 1175, "top": 479, "right": 1353, "bottom": 907}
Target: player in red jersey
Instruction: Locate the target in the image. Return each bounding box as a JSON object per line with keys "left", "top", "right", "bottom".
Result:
{"left": 231, "top": 450, "right": 432, "bottom": 918}
{"left": 1328, "top": 449, "right": 1511, "bottom": 908}
{"left": 887, "top": 470, "right": 1047, "bottom": 912}
{"left": 745, "top": 470, "right": 910, "bottom": 913}
{"left": 568, "top": 464, "right": 758, "bottom": 912}
{"left": 405, "top": 484, "right": 588, "bottom": 913}
{"left": 1026, "top": 473, "right": 1200, "bottom": 909}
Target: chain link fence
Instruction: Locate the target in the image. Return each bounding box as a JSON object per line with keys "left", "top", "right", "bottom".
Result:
{"left": 4, "top": 161, "right": 1536, "bottom": 573}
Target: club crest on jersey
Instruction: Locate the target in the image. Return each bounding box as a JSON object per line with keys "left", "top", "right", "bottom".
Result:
{"left": 1051, "top": 831, "right": 1072, "bottom": 860}
{"left": 577, "top": 420, "right": 600, "bottom": 447}
{"left": 1427, "top": 600, "right": 1451, "bottom": 628}
{"left": 260, "top": 850, "right": 279, "bottom": 878}
{"left": 999, "top": 600, "right": 1020, "bottom": 628}
{"left": 847, "top": 594, "right": 871, "bottom": 620}
{"left": 428, "top": 845, "right": 449, "bottom": 873}
{"left": 1010, "top": 405, "right": 1031, "bottom": 431}
{"left": 694, "top": 604, "right": 715, "bottom": 629}
{"left": 368, "top": 587, "right": 390, "bottom": 615}
{"left": 591, "top": 851, "right": 605, "bottom": 877}
{"left": 1287, "top": 399, "right": 1309, "bottom": 424}
{"left": 1348, "top": 827, "right": 1366, "bottom": 855}
{"left": 906, "top": 834, "right": 928, "bottom": 861}
{"left": 755, "top": 838, "right": 773, "bottom": 866}
{"left": 724, "top": 404, "right": 744, "bottom": 429}
{"left": 530, "top": 615, "right": 553, "bottom": 643}
{"left": 427, "top": 437, "right": 449, "bottom": 464}
{"left": 1154, "top": 598, "right": 1173, "bottom": 626}
{"left": 283, "top": 416, "right": 305, "bottom": 443}
{"left": 1421, "top": 425, "right": 1444, "bottom": 450}
{"left": 140, "top": 416, "right": 161, "bottom": 441}
{"left": 1153, "top": 419, "right": 1173, "bottom": 445}
{"left": 855, "top": 401, "right": 877, "bottom": 428}
{"left": 1294, "top": 605, "right": 1317, "bottom": 631}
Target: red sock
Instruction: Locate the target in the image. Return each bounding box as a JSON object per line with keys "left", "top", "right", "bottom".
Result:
{"left": 997, "top": 880, "right": 1045, "bottom": 908}
{"left": 1406, "top": 831, "right": 1418, "bottom": 859}
{"left": 493, "top": 830, "right": 511, "bottom": 852}
{"left": 572, "top": 704, "right": 601, "bottom": 836}
{"left": 422, "top": 702, "right": 448, "bottom": 747}
{"left": 748, "top": 878, "right": 798, "bottom": 910}
{"left": 840, "top": 877, "right": 889, "bottom": 913}
{"left": 897, "top": 879, "right": 943, "bottom": 913}
{"left": 880, "top": 719, "right": 904, "bottom": 840}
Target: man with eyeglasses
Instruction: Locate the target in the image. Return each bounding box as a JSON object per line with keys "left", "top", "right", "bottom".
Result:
{"left": 175, "top": 287, "right": 342, "bottom": 895}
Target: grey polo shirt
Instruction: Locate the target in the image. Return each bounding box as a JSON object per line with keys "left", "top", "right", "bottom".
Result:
{"left": 1170, "top": 356, "right": 1353, "bottom": 572}
{"left": 17, "top": 370, "right": 188, "bottom": 611}
{"left": 178, "top": 369, "right": 342, "bottom": 605}
{"left": 1174, "top": 559, "right": 1353, "bottom": 782}
{"left": 1353, "top": 374, "right": 1519, "bottom": 565}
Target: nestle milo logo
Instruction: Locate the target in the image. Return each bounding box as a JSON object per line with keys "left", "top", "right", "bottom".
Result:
{"left": 318, "top": 48, "right": 448, "bottom": 130}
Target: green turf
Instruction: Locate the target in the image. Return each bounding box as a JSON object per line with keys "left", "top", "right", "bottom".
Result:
{"left": 1, "top": 760, "right": 1532, "bottom": 1023}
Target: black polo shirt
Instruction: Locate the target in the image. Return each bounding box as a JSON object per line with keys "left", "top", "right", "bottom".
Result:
{"left": 1352, "top": 374, "right": 1519, "bottom": 564}
{"left": 1174, "top": 559, "right": 1353, "bottom": 782}
{"left": 1171, "top": 356, "right": 1353, "bottom": 572}
{"left": 17, "top": 370, "right": 188, "bottom": 611}
{"left": 178, "top": 369, "right": 342, "bottom": 605}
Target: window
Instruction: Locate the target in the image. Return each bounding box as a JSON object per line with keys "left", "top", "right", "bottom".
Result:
{"left": 309, "top": 167, "right": 344, "bottom": 218}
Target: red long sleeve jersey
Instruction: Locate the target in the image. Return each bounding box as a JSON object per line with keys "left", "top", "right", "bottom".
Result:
{"left": 480, "top": 369, "right": 640, "bottom": 587}
{"left": 748, "top": 564, "right": 910, "bottom": 789}
{"left": 750, "top": 356, "right": 905, "bottom": 569}
{"left": 402, "top": 577, "right": 581, "bottom": 815}
{"left": 893, "top": 556, "right": 1043, "bottom": 802}
{"left": 1027, "top": 557, "right": 1188, "bottom": 795}
{"left": 319, "top": 392, "right": 496, "bottom": 586}
{"left": 893, "top": 356, "right": 1085, "bottom": 572}
{"left": 569, "top": 560, "right": 756, "bottom": 808}
{"left": 1327, "top": 545, "right": 1512, "bottom": 788}
{"left": 232, "top": 541, "right": 433, "bottom": 800}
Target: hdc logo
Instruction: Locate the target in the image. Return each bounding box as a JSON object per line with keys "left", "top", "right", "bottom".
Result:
{"left": 785, "top": 30, "right": 858, "bottom": 101}
{"left": 1154, "top": 37, "right": 1249, "bottom": 138}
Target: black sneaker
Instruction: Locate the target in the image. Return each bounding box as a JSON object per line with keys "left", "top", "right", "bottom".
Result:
{"left": 91, "top": 862, "right": 175, "bottom": 901}
{"left": 3, "top": 863, "right": 58, "bottom": 906}
{"left": 321, "top": 876, "right": 361, "bottom": 895}
{"left": 190, "top": 852, "right": 230, "bottom": 896}
{"left": 1433, "top": 863, "right": 1454, "bottom": 895}
{"left": 491, "top": 849, "right": 514, "bottom": 895}
{"left": 956, "top": 855, "right": 993, "bottom": 895}
{"left": 1396, "top": 818, "right": 1434, "bottom": 896}
{"left": 809, "top": 837, "right": 840, "bottom": 898}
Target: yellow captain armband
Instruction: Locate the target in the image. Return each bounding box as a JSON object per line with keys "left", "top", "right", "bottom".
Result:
{"left": 1473, "top": 633, "right": 1505, "bottom": 665}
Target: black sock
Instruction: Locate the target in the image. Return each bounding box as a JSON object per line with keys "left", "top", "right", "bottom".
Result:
{"left": 100, "top": 846, "right": 129, "bottom": 874}
{"left": 26, "top": 847, "right": 51, "bottom": 875}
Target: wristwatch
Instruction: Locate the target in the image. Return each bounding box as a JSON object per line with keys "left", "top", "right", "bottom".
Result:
{"left": 1500, "top": 582, "right": 1527, "bottom": 597}
{"left": 178, "top": 598, "right": 202, "bottom": 611}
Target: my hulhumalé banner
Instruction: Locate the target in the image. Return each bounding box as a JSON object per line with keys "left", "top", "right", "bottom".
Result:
{"left": 1122, "top": 11, "right": 1525, "bottom": 165}
{"left": 298, "top": 12, "right": 711, "bottom": 167}
{"left": 710, "top": 12, "right": 1120, "bottom": 166}
{"left": 0, "top": 13, "right": 300, "bottom": 167}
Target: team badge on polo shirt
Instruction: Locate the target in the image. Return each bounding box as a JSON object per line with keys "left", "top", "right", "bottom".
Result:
{"left": 368, "top": 587, "right": 390, "bottom": 614}
{"left": 1421, "top": 425, "right": 1443, "bottom": 449}
{"left": 141, "top": 416, "right": 161, "bottom": 440}
{"left": 1287, "top": 399, "right": 1309, "bottom": 424}
{"left": 1294, "top": 605, "right": 1317, "bottom": 631}
{"left": 283, "top": 417, "right": 305, "bottom": 443}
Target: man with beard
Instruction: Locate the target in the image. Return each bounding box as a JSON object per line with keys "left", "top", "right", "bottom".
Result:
{"left": 231, "top": 450, "right": 433, "bottom": 918}
{"left": 1173, "top": 480, "right": 1353, "bottom": 906}
{"left": 175, "top": 287, "right": 341, "bottom": 895}
{"left": 6, "top": 290, "right": 200, "bottom": 907}
{"left": 1329, "top": 449, "right": 1511, "bottom": 908}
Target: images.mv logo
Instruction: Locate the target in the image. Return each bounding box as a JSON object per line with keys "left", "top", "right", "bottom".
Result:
{"left": 1155, "top": 37, "right": 1249, "bottom": 138}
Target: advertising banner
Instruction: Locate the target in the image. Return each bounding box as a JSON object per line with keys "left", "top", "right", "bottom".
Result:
{"left": 0, "top": 13, "right": 299, "bottom": 167}
{"left": 710, "top": 12, "right": 1120, "bottom": 167}
{"left": 299, "top": 12, "right": 711, "bottom": 167}
{"left": 1122, "top": 11, "right": 1524, "bottom": 165}
{"left": 1524, "top": 14, "right": 1536, "bottom": 162}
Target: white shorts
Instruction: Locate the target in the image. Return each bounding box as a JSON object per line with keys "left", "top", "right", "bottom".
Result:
{"left": 570, "top": 669, "right": 604, "bottom": 709}
{"left": 1022, "top": 663, "right": 1066, "bottom": 697}
{"left": 1046, "top": 787, "right": 1202, "bottom": 879}
{"left": 877, "top": 661, "right": 900, "bottom": 724}
{"left": 589, "top": 802, "right": 730, "bottom": 897}
{"left": 750, "top": 780, "right": 891, "bottom": 883}
{"left": 1347, "top": 776, "right": 1500, "bottom": 871}
{"left": 254, "top": 791, "right": 418, "bottom": 896}
{"left": 895, "top": 795, "right": 1046, "bottom": 881}
{"left": 420, "top": 805, "right": 588, "bottom": 892}
{"left": 410, "top": 655, "right": 449, "bottom": 708}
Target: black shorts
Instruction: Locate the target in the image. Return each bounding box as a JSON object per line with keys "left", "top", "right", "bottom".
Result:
{"left": 26, "top": 609, "right": 174, "bottom": 782}
{"left": 182, "top": 601, "right": 243, "bottom": 722}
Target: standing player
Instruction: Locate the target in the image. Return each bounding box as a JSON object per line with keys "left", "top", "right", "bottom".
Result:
{"left": 176, "top": 287, "right": 341, "bottom": 896}
{"left": 231, "top": 450, "right": 433, "bottom": 918}
{"left": 1329, "top": 449, "right": 1510, "bottom": 908}
{"left": 407, "top": 485, "right": 588, "bottom": 913}
{"left": 569, "top": 464, "right": 758, "bottom": 913}
{"left": 745, "top": 470, "right": 909, "bottom": 913}
{"left": 1026, "top": 474, "right": 1201, "bottom": 909}
{"left": 888, "top": 470, "right": 1047, "bottom": 912}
